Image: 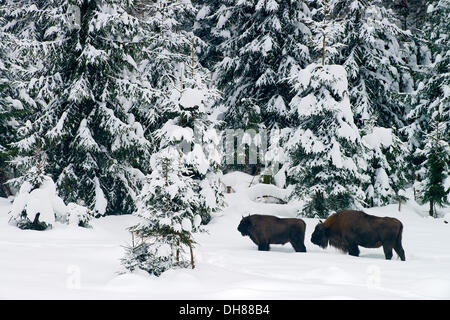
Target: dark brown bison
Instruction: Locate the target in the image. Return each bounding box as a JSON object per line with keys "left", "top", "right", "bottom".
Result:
{"left": 311, "top": 210, "right": 405, "bottom": 261}
{"left": 237, "top": 214, "right": 307, "bottom": 252}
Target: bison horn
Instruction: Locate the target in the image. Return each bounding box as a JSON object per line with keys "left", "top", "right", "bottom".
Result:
{"left": 319, "top": 219, "right": 323, "bottom": 224}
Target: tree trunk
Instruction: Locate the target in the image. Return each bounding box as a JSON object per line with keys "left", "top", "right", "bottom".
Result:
{"left": 429, "top": 200, "right": 434, "bottom": 217}
{"left": 322, "top": 1, "right": 327, "bottom": 66}
{"left": 188, "top": 233, "right": 195, "bottom": 269}
{"left": 436, "top": 96, "right": 440, "bottom": 144}
{"left": 0, "top": 170, "right": 12, "bottom": 197}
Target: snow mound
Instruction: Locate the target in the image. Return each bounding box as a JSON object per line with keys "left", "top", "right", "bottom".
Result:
{"left": 9, "top": 176, "right": 92, "bottom": 230}
{"left": 66, "top": 203, "right": 92, "bottom": 228}
{"left": 221, "top": 172, "right": 255, "bottom": 190}
{"left": 179, "top": 88, "right": 206, "bottom": 112}
{"left": 363, "top": 127, "right": 393, "bottom": 149}
{"left": 248, "top": 184, "right": 290, "bottom": 204}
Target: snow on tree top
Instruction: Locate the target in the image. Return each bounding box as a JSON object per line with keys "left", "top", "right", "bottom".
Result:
{"left": 179, "top": 88, "right": 205, "bottom": 111}
{"left": 363, "top": 127, "right": 393, "bottom": 149}
{"left": 187, "top": 144, "right": 209, "bottom": 175}
{"left": 256, "top": 0, "right": 280, "bottom": 12}
{"left": 94, "top": 177, "right": 107, "bottom": 216}
{"left": 310, "top": 64, "right": 349, "bottom": 98}
{"left": 4, "top": 97, "right": 23, "bottom": 110}
{"left": 196, "top": 5, "right": 210, "bottom": 20}
{"left": 262, "top": 36, "right": 273, "bottom": 55}
{"left": 158, "top": 120, "right": 194, "bottom": 144}
{"left": 80, "top": 44, "right": 108, "bottom": 65}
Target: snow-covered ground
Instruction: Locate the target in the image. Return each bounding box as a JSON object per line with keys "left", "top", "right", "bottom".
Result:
{"left": 1, "top": 172, "right": 449, "bottom": 299}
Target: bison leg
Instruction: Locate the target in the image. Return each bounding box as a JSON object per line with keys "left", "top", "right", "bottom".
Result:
{"left": 394, "top": 243, "right": 406, "bottom": 261}
{"left": 290, "top": 232, "right": 306, "bottom": 252}
{"left": 348, "top": 244, "right": 360, "bottom": 257}
{"left": 291, "top": 240, "right": 306, "bottom": 252}
{"left": 383, "top": 244, "right": 393, "bottom": 260}
{"left": 258, "top": 242, "right": 270, "bottom": 251}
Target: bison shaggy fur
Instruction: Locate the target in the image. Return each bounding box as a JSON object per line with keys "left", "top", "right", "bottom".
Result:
{"left": 237, "top": 214, "right": 307, "bottom": 252}
{"left": 311, "top": 210, "right": 405, "bottom": 261}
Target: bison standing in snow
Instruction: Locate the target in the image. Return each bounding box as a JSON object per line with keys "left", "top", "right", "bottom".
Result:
{"left": 237, "top": 214, "right": 307, "bottom": 252}
{"left": 311, "top": 210, "right": 405, "bottom": 261}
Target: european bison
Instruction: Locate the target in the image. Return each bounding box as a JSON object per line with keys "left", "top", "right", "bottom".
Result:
{"left": 311, "top": 210, "right": 405, "bottom": 261}
{"left": 237, "top": 214, "right": 307, "bottom": 252}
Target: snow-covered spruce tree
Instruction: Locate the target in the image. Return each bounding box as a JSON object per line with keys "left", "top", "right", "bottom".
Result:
{"left": 0, "top": 29, "right": 18, "bottom": 197}
{"left": 143, "top": 0, "right": 224, "bottom": 222}
{"left": 0, "top": 0, "right": 38, "bottom": 197}
{"left": 318, "top": 0, "right": 410, "bottom": 128}
{"left": 8, "top": 139, "right": 92, "bottom": 230}
{"left": 420, "top": 137, "right": 449, "bottom": 217}
{"left": 307, "top": 0, "right": 412, "bottom": 206}
{"left": 223, "top": 97, "right": 266, "bottom": 175}
{"left": 7, "top": 0, "right": 155, "bottom": 215}
{"left": 287, "top": 63, "right": 368, "bottom": 218}
{"left": 388, "top": 0, "right": 427, "bottom": 31}
{"left": 171, "top": 76, "right": 225, "bottom": 224}
{"left": 8, "top": 140, "right": 59, "bottom": 230}
{"left": 405, "top": 0, "right": 449, "bottom": 202}
{"left": 0, "top": 97, "right": 16, "bottom": 197}
{"left": 123, "top": 147, "right": 202, "bottom": 276}
{"left": 417, "top": 96, "right": 449, "bottom": 217}
{"left": 361, "top": 127, "right": 409, "bottom": 207}
{"left": 194, "top": 0, "right": 313, "bottom": 129}
{"left": 411, "top": 1, "right": 450, "bottom": 213}
{"left": 123, "top": 73, "right": 224, "bottom": 276}
{"left": 122, "top": 0, "right": 223, "bottom": 276}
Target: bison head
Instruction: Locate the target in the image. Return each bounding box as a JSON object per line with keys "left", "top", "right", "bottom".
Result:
{"left": 237, "top": 216, "right": 252, "bottom": 236}
{"left": 311, "top": 222, "right": 329, "bottom": 249}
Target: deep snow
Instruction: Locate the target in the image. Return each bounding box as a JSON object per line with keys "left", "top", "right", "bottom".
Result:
{"left": 0, "top": 172, "right": 449, "bottom": 299}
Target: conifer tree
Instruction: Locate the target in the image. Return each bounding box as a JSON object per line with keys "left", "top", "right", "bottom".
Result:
{"left": 122, "top": 0, "right": 223, "bottom": 276}
{"left": 123, "top": 73, "right": 223, "bottom": 274}
{"left": 287, "top": 63, "right": 368, "bottom": 217}
{"left": 0, "top": 47, "right": 19, "bottom": 197}
{"left": 309, "top": 0, "right": 412, "bottom": 206}
{"left": 406, "top": 0, "right": 449, "bottom": 205}
{"left": 362, "top": 127, "right": 409, "bottom": 206}
{"left": 388, "top": 0, "right": 427, "bottom": 31}
{"left": 5, "top": 0, "right": 156, "bottom": 215}
{"left": 142, "top": 0, "right": 224, "bottom": 221}
{"left": 420, "top": 97, "right": 449, "bottom": 217}
{"left": 319, "top": 0, "right": 410, "bottom": 128}
{"left": 0, "top": 1, "right": 32, "bottom": 197}
{"left": 8, "top": 138, "right": 92, "bottom": 230}
{"left": 123, "top": 147, "right": 202, "bottom": 276}
{"left": 421, "top": 141, "right": 449, "bottom": 217}
{"left": 194, "top": 0, "right": 313, "bottom": 129}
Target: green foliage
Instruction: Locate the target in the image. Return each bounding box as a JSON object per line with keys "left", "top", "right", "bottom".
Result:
{"left": 123, "top": 147, "right": 201, "bottom": 276}
{"left": 422, "top": 142, "right": 449, "bottom": 216}
{"left": 302, "top": 191, "right": 328, "bottom": 218}
{"left": 3, "top": 0, "right": 155, "bottom": 214}
{"left": 288, "top": 64, "right": 368, "bottom": 217}
{"left": 195, "top": 0, "right": 312, "bottom": 129}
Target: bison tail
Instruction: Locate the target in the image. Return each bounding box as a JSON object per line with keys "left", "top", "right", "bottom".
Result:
{"left": 394, "top": 223, "right": 406, "bottom": 261}
{"left": 397, "top": 223, "right": 403, "bottom": 243}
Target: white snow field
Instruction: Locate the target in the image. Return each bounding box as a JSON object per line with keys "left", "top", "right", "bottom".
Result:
{"left": 0, "top": 172, "right": 449, "bottom": 299}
